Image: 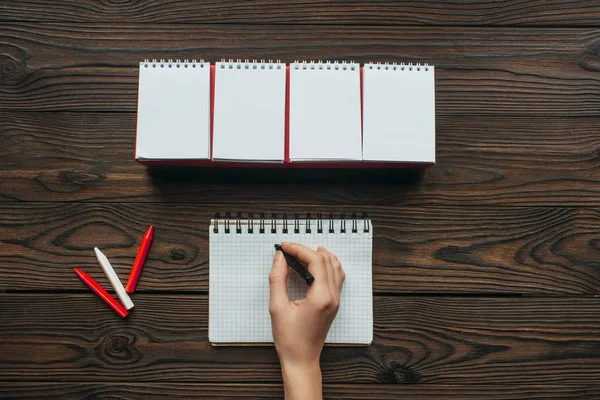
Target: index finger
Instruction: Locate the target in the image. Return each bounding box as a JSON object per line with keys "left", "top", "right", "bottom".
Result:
{"left": 281, "top": 242, "right": 319, "bottom": 265}
{"left": 281, "top": 242, "right": 328, "bottom": 289}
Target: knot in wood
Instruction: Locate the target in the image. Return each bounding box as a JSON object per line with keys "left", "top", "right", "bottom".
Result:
{"left": 36, "top": 169, "right": 106, "bottom": 193}
{"left": 0, "top": 54, "right": 26, "bottom": 85}
{"left": 107, "top": 335, "right": 128, "bottom": 354}
{"left": 59, "top": 170, "right": 104, "bottom": 185}
{"left": 98, "top": 333, "right": 141, "bottom": 364}
{"left": 581, "top": 40, "right": 600, "bottom": 72}
{"left": 101, "top": 0, "right": 136, "bottom": 5}
{"left": 171, "top": 248, "right": 186, "bottom": 261}
{"left": 377, "top": 362, "right": 420, "bottom": 384}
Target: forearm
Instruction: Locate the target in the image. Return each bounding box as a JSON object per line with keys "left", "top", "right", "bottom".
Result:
{"left": 282, "top": 362, "right": 323, "bottom": 400}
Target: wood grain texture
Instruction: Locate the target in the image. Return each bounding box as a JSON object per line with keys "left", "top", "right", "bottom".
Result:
{"left": 2, "top": 383, "right": 600, "bottom": 400}
{"left": 1, "top": 3, "right": 600, "bottom": 397}
{"left": 2, "top": 1, "right": 600, "bottom": 26}
{"left": 1, "top": 203, "right": 600, "bottom": 294}
{"left": 1, "top": 112, "right": 599, "bottom": 205}
{"left": 1, "top": 24, "right": 600, "bottom": 115}
{"left": 1, "top": 294, "right": 600, "bottom": 384}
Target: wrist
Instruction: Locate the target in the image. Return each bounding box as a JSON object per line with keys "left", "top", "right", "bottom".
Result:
{"left": 281, "top": 361, "right": 322, "bottom": 400}
{"left": 281, "top": 359, "right": 320, "bottom": 377}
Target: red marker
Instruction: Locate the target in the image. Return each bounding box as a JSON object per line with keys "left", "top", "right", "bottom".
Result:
{"left": 74, "top": 268, "right": 129, "bottom": 319}
{"left": 126, "top": 225, "right": 154, "bottom": 293}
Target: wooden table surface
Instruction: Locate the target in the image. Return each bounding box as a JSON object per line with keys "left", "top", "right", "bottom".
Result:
{"left": 1, "top": 1, "right": 600, "bottom": 399}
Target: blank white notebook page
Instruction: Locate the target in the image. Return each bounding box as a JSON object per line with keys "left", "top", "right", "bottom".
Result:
{"left": 209, "top": 219, "right": 373, "bottom": 345}
{"left": 212, "top": 61, "right": 286, "bottom": 162}
{"left": 362, "top": 63, "right": 435, "bottom": 162}
{"left": 289, "top": 62, "right": 362, "bottom": 161}
{"left": 136, "top": 61, "right": 211, "bottom": 160}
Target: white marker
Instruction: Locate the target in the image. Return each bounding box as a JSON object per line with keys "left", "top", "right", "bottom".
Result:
{"left": 94, "top": 247, "right": 134, "bottom": 310}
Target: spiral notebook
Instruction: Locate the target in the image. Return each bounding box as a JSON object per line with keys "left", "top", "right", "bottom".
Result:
{"left": 213, "top": 61, "right": 287, "bottom": 162}
{"left": 209, "top": 213, "right": 373, "bottom": 345}
{"left": 289, "top": 62, "right": 362, "bottom": 161}
{"left": 136, "top": 59, "right": 211, "bottom": 160}
{"left": 362, "top": 63, "right": 435, "bottom": 162}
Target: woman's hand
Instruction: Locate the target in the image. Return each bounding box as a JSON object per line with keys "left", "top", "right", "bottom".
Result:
{"left": 269, "top": 242, "right": 345, "bottom": 400}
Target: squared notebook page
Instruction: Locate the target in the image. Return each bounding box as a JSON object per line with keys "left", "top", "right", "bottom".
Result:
{"left": 362, "top": 63, "right": 435, "bottom": 163}
{"left": 289, "top": 62, "right": 362, "bottom": 161}
{"left": 136, "top": 60, "right": 211, "bottom": 160}
{"left": 209, "top": 219, "right": 373, "bottom": 345}
{"left": 212, "top": 61, "right": 286, "bottom": 162}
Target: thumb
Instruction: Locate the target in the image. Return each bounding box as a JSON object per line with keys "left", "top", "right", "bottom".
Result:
{"left": 269, "top": 251, "right": 290, "bottom": 311}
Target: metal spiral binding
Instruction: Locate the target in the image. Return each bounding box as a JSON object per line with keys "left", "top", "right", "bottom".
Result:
{"left": 282, "top": 213, "right": 288, "bottom": 234}
{"left": 248, "top": 213, "right": 254, "bottom": 234}
{"left": 217, "top": 59, "right": 283, "bottom": 70}
{"left": 366, "top": 62, "right": 430, "bottom": 72}
{"left": 236, "top": 212, "right": 242, "bottom": 234}
{"left": 294, "top": 213, "right": 300, "bottom": 234}
{"left": 224, "top": 212, "right": 231, "bottom": 234}
{"left": 317, "top": 213, "right": 323, "bottom": 234}
{"left": 259, "top": 213, "right": 266, "bottom": 234}
{"left": 212, "top": 212, "right": 369, "bottom": 234}
{"left": 213, "top": 212, "right": 221, "bottom": 233}
{"left": 291, "top": 60, "right": 358, "bottom": 71}
{"left": 329, "top": 212, "right": 335, "bottom": 233}
{"left": 140, "top": 59, "right": 429, "bottom": 72}
{"left": 141, "top": 59, "right": 208, "bottom": 69}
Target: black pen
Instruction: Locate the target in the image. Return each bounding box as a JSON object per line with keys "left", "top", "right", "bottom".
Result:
{"left": 274, "top": 244, "right": 314, "bottom": 285}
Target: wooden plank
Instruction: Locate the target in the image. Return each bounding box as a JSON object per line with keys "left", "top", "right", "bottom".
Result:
{"left": 1, "top": 24, "right": 599, "bottom": 115}
{"left": 1, "top": 203, "right": 599, "bottom": 295}
{"left": 1, "top": 294, "right": 599, "bottom": 384}
{"left": 1, "top": 1, "right": 600, "bottom": 26}
{"left": 1, "top": 112, "right": 599, "bottom": 205}
{"left": 2, "top": 383, "right": 600, "bottom": 399}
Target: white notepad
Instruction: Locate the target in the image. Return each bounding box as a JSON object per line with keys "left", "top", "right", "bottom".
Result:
{"left": 289, "top": 62, "right": 362, "bottom": 161}
{"left": 136, "top": 60, "right": 211, "bottom": 160}
{"left": 212, "top": 61, "right": 286, "bottom": 162}
{"left": 362, "top": 63, "right": 435, "bottom": 163}
{"left": 209, "top": 215, "right": 373, "bottom": 345}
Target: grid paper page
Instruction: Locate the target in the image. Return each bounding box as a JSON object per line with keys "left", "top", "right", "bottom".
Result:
{"left": 362, "top": 63, "right": 435, "bottom": 163}
{"left": 136, "top": 61, "right": 211, "bottom": 160}
{"left": 289, "top": 62, "right": 362, "bottom": 161}
{"left": 212, "top": 61, "right": 286, "bottom": 162}
{"left": 209, "top": 219, "right": 373, "bottom": 345}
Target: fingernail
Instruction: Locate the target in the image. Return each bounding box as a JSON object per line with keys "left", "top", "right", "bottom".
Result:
{"left": 274, "top": 251, "right": 284, "bottom": 264}
{"left": 318, "top": 245, "right": 325, "bottom": 251}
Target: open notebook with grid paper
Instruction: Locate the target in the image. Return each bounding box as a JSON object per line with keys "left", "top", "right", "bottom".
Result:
{"left": 209, "top": 213, "right": 373, "bottom": 345}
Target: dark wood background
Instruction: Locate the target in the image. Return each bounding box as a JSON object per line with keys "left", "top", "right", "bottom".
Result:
{"left": 1, "top": 1, "right": 599, "bottom": 398}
